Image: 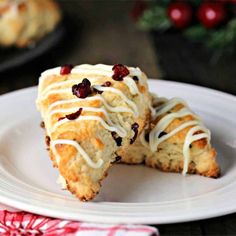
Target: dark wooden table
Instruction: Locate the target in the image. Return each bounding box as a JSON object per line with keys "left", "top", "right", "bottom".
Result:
{"left": 0, "top": 1, "right": 235, "bottom": 235}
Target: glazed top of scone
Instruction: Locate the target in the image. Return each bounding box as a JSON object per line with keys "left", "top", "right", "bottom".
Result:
{"left": 140, "top": 96, "right": 211, "bottom": 175}
{"left": 36, "top": 64, "right": 151, "bottom": 169}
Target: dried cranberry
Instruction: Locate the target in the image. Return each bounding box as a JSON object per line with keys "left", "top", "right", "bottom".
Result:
{"left": 45, "top": 136, "right": 51, "bottom": 146}
{"left": 81, "top": 78, "right": 91, "bottom": 87}
{"left": 111, "top": 132, "right": 122, "bottom": 146}
{"left": 158, "top": 131, "right": 167, "bottom": 138}
{"left": 145, "top": 133, "right": 150, "bottom": 142}
{"left": 72, "top": 78, "right": 92, "bottom": 99}
{"left": 112, "top": 64, "right": 129, "bottom": 81}
{"left": 65, "top": 108, "right": 83, "bottom": 120}
{"left": 58, "top": 108, "right": 83, "bottom": 121}
{"left": 133, "top": 76, "right": 139, "bottom": 81}
{"left": 112, "top": 155, "right": 121, "bottom": 163}
{"left": 103, "top": 81, "right": 112, "bottom": 87}
{"left": 58, "top": 117, "right": 65, "bottom": 121}
{"left": 94, "top": 81, "right": 112, "bottom": 94}
{"left": 93, "top": 88, "right": 103, "bottom": 94}
{"left": 115, "top": 155, "right": 121, "bottom": 162}
{"left": 40, "top": 121, "right": 45, "bottom": 129}
{"left": 130, "top": 122, "right": 139, "bottom": 144}
{"left": 60, "top": 64, "right": 73, "bottom": 75}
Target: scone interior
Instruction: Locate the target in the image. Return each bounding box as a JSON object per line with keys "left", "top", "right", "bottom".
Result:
{"left": 36, "top": 64, "right": 151, "bottom": 200}
{"left": 120, "top": 94, "right": 220, "bottom": 178}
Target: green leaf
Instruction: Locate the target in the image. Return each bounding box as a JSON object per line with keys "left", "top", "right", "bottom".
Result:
{"left": 207, "top": 30, "right": 226, "bottom": 48}
{"left": 184, "top": 25, "right": 208, "bottom": 40}
{"left": 137, "top": 1, "right": 236, "bottom": 54}
{"left": 228, "top": 18, "right": 236, "bottom": 30}
{"left": 207, "top": 21, "right": 236, "bottom": 49}
{"left": 138, "top": 6, "right": 171, "bottom": 31}
{"left": 189, "top": 0, "right": 202, "bottom": 6}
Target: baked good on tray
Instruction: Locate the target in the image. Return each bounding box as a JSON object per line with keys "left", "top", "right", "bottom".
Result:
{"left": 120, "top": 94, "right": 220, "bottom": 178}
{"left": 36, "top": 64, "right": 151, "bottom": 201}
{"left": 0, "top": 0, "right": 61, "bottom": 47}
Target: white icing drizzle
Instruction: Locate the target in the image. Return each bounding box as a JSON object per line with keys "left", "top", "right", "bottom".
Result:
{"left": 123, "top": 77, "right": 140, "bottom": 95}
{"left": 38, "top": 64, "right": 143, "bottom": 169}
{"left": 147, "top": 97, "right": 211, "bottom": 175}
{"left": 128, "top": 67, "right": 144, "bottom": 85}
{"left": 93, "top": 85, "right": 139, "bottom": 117}
{"left": 49, "top": 107, "right": 127, "bottom": 137}
{"left": 41, "top": 79, "right": 81, "bottom": 97}
{"left": 149, "top": 94, "right": 168, "bottom": 118}
{"left": 154, "top": 97, "right": 188, "bottom": 119}
{"left": 41, "top": 88, "right": 71, "bottom": 101}
{"left": 72, "top": 65, "right": 112, "bottom": 77}
{"left": 53, "top": 115, "right": 127, "bottom": 138}
{"left": 48, "top": 96, "right": 134, "bottom": 115}
{"left": 149, "top": 101, "right": 156, "bottom": 118}
{"left": 41, "top": 67, "right": 61, "bottom": 77}
{"left": 183, "top": 126, "right": 210, "bottom": 174}
{"left": 51, "top": 139, "right": 103, "bottom": 168}
{"left": 149, "top": 108, "right": 198, "bottom": 152}
{"left": 39, "top": 64, "right": 143, "bottom": 95}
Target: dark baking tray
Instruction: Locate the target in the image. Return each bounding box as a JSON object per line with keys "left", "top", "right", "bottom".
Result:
{"left": 0, "top": 23, "right": 65, "bottom": 73}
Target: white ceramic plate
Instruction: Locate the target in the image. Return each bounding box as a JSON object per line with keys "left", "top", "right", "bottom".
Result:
{"left": 0, "top": 80, "right": 236, "bottom": 224}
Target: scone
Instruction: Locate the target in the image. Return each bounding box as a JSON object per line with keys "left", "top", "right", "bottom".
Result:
{"left": 36, "top": 64, "right": 151, "bottom": 201}
{"left": 0, "top": 0, "right": 61, "bottom": 47}
{"left": 120, "top": 94, "right": 220, "bottom": 178}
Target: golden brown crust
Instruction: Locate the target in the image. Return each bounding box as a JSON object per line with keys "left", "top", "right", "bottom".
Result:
{"left": 145, "top": 145, "right": 220, "bottom": 178}
{"left": 0, "top": 0, "right": 61, "bottom": 47}
{"left": 121, "top": 94, "right": 220, "bottom": 178}
{"left": 38, "top": 65, "right": 220, "bottom": 201}
{"left": 37, "top": 65, "right": 151, "bottom": 201}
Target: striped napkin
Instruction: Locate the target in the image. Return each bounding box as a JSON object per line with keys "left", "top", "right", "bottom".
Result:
{"left": 0, "top": 204, "right": 159, "bottom": 235}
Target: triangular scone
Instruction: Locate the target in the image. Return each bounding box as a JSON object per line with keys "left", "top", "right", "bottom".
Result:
{"left": 36, "top": 64, "right": 151, "bottom": 201}
{"left": 119, "top": 94, "right": 220, "bottom": 178}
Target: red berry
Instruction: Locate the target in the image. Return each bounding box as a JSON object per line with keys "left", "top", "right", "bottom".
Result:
{"left": 197, "top": 2, "right": 226, "bottom": 29}
{"left": 103, "top": 81, "right": 112, "bottom": 87}
{"left": 45, "top": 135, "right": 50, "bottom": 146}
{"left": 112, "top": 64, "right": 130, "bottom": 81}
{"left": 130, "top": 122, "right": 139, "bottom": 144}
{"left": 58, "top": 108, "right": 83, "bottom": 121}
{"left": 93, "top": 81, "right": 112, "bottom": 94}
{"left": 65, "top": 108, "right": 83, "bottom": 120}
{"left": 111, "top": 132, "right": 122, "bottom": 146}
{"left": 131, "top": 0, "right": 148, "bottom": 22}
{"left": 60, "top": 64, "right": 73, "bottom": 75}
{"left": 167, "top": 2, "right": 193, "bottom": 29}
{"left": 72, "top": 78, "right": 92, "bottom": 99}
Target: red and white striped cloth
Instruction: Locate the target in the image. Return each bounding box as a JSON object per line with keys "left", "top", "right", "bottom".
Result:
{"left": 0, "top": 204, "right": 159, "bottom": 236}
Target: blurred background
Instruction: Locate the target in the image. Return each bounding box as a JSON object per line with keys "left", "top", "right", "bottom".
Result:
{"left": 0, "top": 0, "right": 236, "bottom": 95}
